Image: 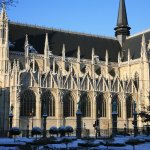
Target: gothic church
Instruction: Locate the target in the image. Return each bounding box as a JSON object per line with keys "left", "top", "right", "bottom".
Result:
{"left": 0, "top": 0, "right": 150, "bottom": 133}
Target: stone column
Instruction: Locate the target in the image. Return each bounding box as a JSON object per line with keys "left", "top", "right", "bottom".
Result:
{"left": 123, "top": 94, "right": 127, "bottom": 120}
{"left": 9, "top": 112, "right": 13, "bottom": 130}
{"left": 93, "top": 92, "right": 97, "bottom": 119}
{"left": 108, "top": 93, "right": 111, "bottom": 127}
{"left": 56, "top": 91, "right": 59, "bottom": 127}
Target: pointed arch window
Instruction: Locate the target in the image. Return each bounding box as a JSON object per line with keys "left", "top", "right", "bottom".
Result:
{"left": 117, "top": 100, "right": 121, "bottom": 117}
{"left": 126, "top": 96, "right": 134, "bottom": 118}
{"left": 20, "top": 89, "right": 36, "bottom": 117}
{"left": 112, "top": 96, "right": 121, "bottom": 118}
{"left": 41, "top": 91, "right": 55, "bottom": 116}
{"left": 63, "top": 93, "right": 75, "bottom": 117}
{"left": 80, "top": 94, "right": 91, "bottom": 117}
{"left": 96, "top": 94, "right": 106, "bottom": 117}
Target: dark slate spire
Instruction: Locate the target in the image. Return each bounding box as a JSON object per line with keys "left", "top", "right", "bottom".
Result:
{"left": 117, "top": 0, "right": 128, "bottom": 26}
{"left": 114, "top": 0, "right": 131, "bottom": 46}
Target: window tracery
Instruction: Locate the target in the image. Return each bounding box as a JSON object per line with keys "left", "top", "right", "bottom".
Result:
{"left": 80, "top": 93, "right": 91, "bottom": 117}
{"left": 126, "top": 96, "right": 134, "bottom": 118}
{"left": 41, "top": 90, "right": 55, "bottom": 116}
{"left": 20, "top": 89, "right": 36, "bottom": 117}
{"left": 96, "top": 94, "right": 106, "bottom": 117}
{"left": 112, "top": 95, "right": 121, "bottom": 117}
{"left": 63, "top": 93, "right": 75, "bottom": 117}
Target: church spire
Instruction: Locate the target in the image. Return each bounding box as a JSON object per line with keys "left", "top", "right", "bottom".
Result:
{"left": 0, "top": 3, "right": 8, "bottom": 21}
{"left": 117, "top": 0, "right": 128, "bottom": 27}
{"left": 44, "top": 33, "right": 49, "bottom": 58}
{"left": 114, "top": 0, "right": 131, "bottom": 47}
{"left": 0, "top": 3, "right": 8, "bottom": 44}
{"left": 44, "top": 33, "right": 50, "bottom": 72}
{"left": 24, "top": 34, "right": 29, "bottom": 69}
{"left": 0, "top": 3, "right": 9, "bottom": 74}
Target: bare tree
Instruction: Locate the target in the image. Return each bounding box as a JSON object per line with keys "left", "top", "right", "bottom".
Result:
{"left": 0, "top": 0, "right": 18, "bottom": 8}
{"left": 139, "top": 106, "right": 150, "bottom": 123}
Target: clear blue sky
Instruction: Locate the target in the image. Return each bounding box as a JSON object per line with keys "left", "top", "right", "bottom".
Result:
{"left": 7, "top": 0, "right": 150, "bottom": 37}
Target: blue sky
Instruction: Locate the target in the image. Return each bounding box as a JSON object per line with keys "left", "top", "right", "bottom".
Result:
{"left": 6, "top": 0, "right": 150, "bottom": 37}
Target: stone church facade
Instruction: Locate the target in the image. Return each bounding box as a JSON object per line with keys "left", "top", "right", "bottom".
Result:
{"left": 0, "top": 0, "right": 150, "bottom": 133}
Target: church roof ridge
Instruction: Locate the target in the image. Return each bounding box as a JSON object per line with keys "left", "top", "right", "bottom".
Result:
{"left": 9, "top": 21, "right": 116, "bottom": 40}
{"left": 127, "top": 28, "right": 150, "bottom": 39}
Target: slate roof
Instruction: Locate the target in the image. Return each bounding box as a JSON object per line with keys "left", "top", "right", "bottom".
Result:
{"left": 9, "top": 22, "right": 121, "bottom": 62}
{"left": 123, "top": 30, "right": 150, "bottom": 61}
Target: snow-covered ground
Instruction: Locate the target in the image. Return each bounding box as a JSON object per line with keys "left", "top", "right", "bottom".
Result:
{"left": 0, "top": 135, "right": 149, "bottom": 150}
{"left": 0, "top": 137, "right": 34, "bottom": 144}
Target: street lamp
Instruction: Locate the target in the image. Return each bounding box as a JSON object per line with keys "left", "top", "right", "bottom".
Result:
{"left": 132, "top": 101, "right": 138, "bottom": 137}
{"left": 76, "top": 100, "right": 82, "bottom": 139}
{"left": 9, "top": 104, "right": 14, "bottom": 137}
{"left": 9, "top": 105, "right": 14, "bottom": 129}
{"left": 93, "top": 110, "right": 100, "bottom": 139}
{"left": 96, "top": 110, "right": 100, "bottom": 138}
{"left": 42, "top": 102, "right": 47, "bottom": 138}
{"left": 146, "top": 122, "right": 149, "bottom": 136}
{"left": 26, "top": 123, "right": 29, "bottom": 138}
{"left": 124, "top": 123, "right": 127, "bottom": 136}
{"left": 30, "top": 108, "right": 34, "bottom": 129}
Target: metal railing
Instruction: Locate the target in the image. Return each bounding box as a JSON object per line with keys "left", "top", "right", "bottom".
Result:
{"left": 0, "top": 127, "right": 149, "bottom": 138}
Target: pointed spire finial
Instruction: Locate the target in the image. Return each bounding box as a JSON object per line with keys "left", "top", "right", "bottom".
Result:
{"left": 2, "top": 2, "right": 5, "bottom": 9}
{"left": 92, "top": 48, "right": 95, "bottom": 64}
{"left": 0, "top": 2, "right": 7, "bottom": 20}
{"left": 141, "top": 34, "right": 146, "bottom": 47}
{"left": 117, "top": 0, "right": 128, "bottom": 27}
{"left": 105, "top": 49, "right": 108, "bottom": 65}
{"left": 141, "top": 34, "right": 148, "bottom": 60}
{"left": 77, "top": 45, "right": 80, "bottom": 62}
{"left": 92, "top": 48, "right": 95, "bottom": 56}
{"left": 45, "top": 33, "right": 49, "bottom": 50}
{"left": 44, "top": 33, "right": 50, "bottom": 56}
{"left": 62, "top": 43, "right": 65, "bottom": 61}
{"left": 141, "top": 34, "right": 147, "bottom": 53}
{"left": 24, "top": 34, "right": 29, "bottom": 65}
{"left": 114, "top": 0, "right": 131, "bottom": 46}
{"left": 24, "top": 34, "right": 29, "bottom": 47}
